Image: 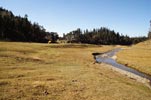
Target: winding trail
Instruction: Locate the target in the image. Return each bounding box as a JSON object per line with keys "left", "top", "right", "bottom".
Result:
{"left": 94, "top": 48, "right": 151, "bottom": 88}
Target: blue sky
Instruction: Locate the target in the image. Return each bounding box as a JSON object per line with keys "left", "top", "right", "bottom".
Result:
{"left": 0, "top": 0, "right": 151, "bottom": 37}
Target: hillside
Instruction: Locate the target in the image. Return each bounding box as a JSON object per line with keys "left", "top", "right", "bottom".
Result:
{"left": 0, "top": 7, "right": 148, "bottom": 45}
{"left": 117, "top": 40, "right": 151, "bottom": 76}
{"left": 0, "top": 42, "right": 151, "bottom": 100}
{"left": 0, "top": 7, "right": 58, "bottom": 43}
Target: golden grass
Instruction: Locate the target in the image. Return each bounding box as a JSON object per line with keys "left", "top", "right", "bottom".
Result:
{"left": 0, "top": 42, "right": 151, "bottom": 100}
{"left": 117, "top": 40, "right": 151, "bottom": 76}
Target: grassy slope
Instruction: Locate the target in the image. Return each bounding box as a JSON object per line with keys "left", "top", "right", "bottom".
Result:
{"left": 0, "top": 42, "right": 151, "bottom": 100}
{"left": 117, "top": 40, "right": 151, "bottom": 76}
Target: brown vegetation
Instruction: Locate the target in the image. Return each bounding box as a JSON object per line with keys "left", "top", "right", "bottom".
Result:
{"left": 0, "top": 42, "right": 151, "bottom": 100}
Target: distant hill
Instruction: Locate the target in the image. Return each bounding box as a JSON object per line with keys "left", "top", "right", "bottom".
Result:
{"left": 63, "top": 28, "right": 147, "bottom": 45}
{"left": 0, "top": 7, "right": 58, "bottom": 43}
{"left": 0, "top": 7, "right": 148, "bottom": 44}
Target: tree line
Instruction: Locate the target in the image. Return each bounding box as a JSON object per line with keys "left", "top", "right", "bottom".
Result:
{"left": 148, "top": 25, "right": 151, "bottom": 39}
{"left": 63, "top": 28, "right": 147, "bottom": 45}
{"left": 0, "top": 7, "right": 58, "bottom": 43}
{"left": 0, "top": 7, "right": 148, "bottom": 45}
{"left": 148, "top": 32, "right": 151, "bottom": 39}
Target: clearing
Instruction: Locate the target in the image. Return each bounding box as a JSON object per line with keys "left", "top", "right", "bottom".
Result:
{"left": 0, "top": 42, "right": 151, "bottom": 100}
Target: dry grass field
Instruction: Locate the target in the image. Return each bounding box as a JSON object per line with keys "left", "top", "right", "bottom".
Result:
{"left": 0, "top": 42, "right": 151, "bottom": 100}
{"left": 117, "top": 40, "right": 151, "bottom": 76}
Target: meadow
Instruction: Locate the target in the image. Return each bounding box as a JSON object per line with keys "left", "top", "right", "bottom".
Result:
{"left": 0, "top": 42, "right": 151, "bottom": 100}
